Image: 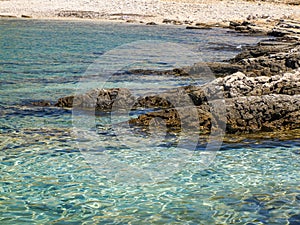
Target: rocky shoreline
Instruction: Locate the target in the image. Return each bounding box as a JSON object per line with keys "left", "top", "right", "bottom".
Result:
{"left": 39, "top": 18, "right": 300, "bottom": 137}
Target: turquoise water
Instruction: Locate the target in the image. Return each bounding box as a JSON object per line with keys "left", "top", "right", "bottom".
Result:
{"left": 1, "top": 19, "right": 300, "bottom": 224}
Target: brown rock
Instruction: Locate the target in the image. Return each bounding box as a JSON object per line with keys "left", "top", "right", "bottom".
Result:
{"left": 129, "top": 94, "right": 300, "bottom": 134}
{"left": 146, "top": 22, "right": 157, "bottom": 25}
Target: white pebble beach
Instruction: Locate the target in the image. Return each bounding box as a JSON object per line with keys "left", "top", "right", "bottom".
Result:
{"left": 0, "top": 0, "right": 300, "bottom": 24}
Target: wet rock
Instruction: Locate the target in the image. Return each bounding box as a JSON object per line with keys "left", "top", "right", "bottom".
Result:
{"left": 226, "top": 94, "right": 300, "bottom": 133}
{"left": 129, "top": 71, "right": 300, "bottom": 134}
{"left": 205, "top": 63, "right": 243, "bottom": 77}
{"left": 0, "top": 14, "right": 17, "bottom": 18}
{"left": 129, "top": 105, "right": 213, "bottom": 134}
{"left": 55, "top": 88, "right": 134, "bottom": 111}
{"left": 113, "top": 63, "right": 243, "bottom": 78}
{"left": 172, "top": 20, "right": 183, "bottom": 25}
{"left": 126, "top": 19, "right": 137, "bottom": 23}
{"left": 234, "top": 26, "right": 248, "bottom": 32}
{"left": 146, "top": 22, "right": 157, "bottom": 25}
{"left": 120, "top": 68, "right": 189, "bottom": 76}
{"left": 229, "top": 21, "right": 242, "bottom": 28}
{"left": 30, "top": 100, "right": 51, "bottom": 107}
{"left": 55, "top": 96, "right": 74, "bottom": 108}
{"left": 162, "top": 19, "right": 173, "bottom": 24}
{"left": 129, "top": 93, "right": 300, "bottom": 134}
{"left": 229, "top": 19, "right": 300, "bottom": 37}
{"left": 186, "top": 26, "right": 212, "bottom": 30}
{"left": 54, "top": 17, "right": 300, "bottom": 135}
{"left": 55, "top": 70, "right": 300, "bottom": 107}
{"left": 21, "top": 15, "right": 32, "bottom": 18}
{"left": 184, "top": 20, "right": 193, "bottom": 25}
{"left": 162, "top": 19, "right": 184, "bottom": 25}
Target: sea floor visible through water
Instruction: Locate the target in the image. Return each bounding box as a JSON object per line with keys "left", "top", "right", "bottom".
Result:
{"left": 1, "top": 19, "right": 300, "bottom": 224}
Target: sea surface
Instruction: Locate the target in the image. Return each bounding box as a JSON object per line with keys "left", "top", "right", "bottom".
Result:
{"left": 0, "top": 19, "right": 300, "bottom": 224}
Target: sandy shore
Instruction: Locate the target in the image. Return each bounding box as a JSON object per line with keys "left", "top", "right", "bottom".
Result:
{"left": 0, "top": 0, "right": 300, "bottom": 24}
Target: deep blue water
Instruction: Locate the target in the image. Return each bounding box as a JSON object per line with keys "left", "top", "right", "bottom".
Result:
{"left": 0, "top": 19, "right": 300, "bottom": 224}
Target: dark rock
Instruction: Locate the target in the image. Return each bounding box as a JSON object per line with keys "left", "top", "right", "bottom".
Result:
{"left": 129, "top": 93, "right": 300, "bottom": 134}
{"left": 126, "top": 19, "right": 137, "bottom": 23}
{"left": 206, "top": 63, "right": 243, "bottom": 77}
{"left": 235, "top": 26, "right": 248, "bottom": 31}
{"left": 129, "top": 105, "right": 213, "bottom": 134}
{"left": 114, "top": 63, "right": 243, "bottom": 78}
{"left": 226, "top": 94, "right": 300, "bottom": 133}
{"left": 146, "top": 22, "right": 157, "bottom": 25}
{"left": 55, "top": 88, "right": 134, "bottom": 111}
{"left": 54, "top": 18, "right": 300, "bottom": 136}
{"left": 21, "top": 15, "right": 32, "bottom": 18}
{"left": 162, "top": 19, "right": 185, "bottom": 25}
{"left": 229, "top": 21, "right": 242, "bottom": 27}
{"left": 128, "top": 71, "right": 300, "bottom": 134}
{"left": 55, "top": 96, "right": 74, "bottom": 108}
{"left": 0, "top": 14, "right": 17, "bottom": 18}
{"left": 162, "top": 19, "right": 173, "bottom": 24}
{"left": 230, "top": 38, "right": 300, "bottom": 77}
{"left": 184, "top": 20, "right": 193, "bottom": 25}
{"left": 172, "top": 20, "right": 183, "bottom": 25}
{"left": 241, "top": 21, "right": 254, "bottom": 26}
{"left": 120, "top": 68, "right": 189, "bottom": 76}
{"left": 30, "top": 100, "right": 51, "bottom": 107}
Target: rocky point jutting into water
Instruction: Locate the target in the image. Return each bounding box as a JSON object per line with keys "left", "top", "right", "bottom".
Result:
{"left": 54, "top": 19, "right": 300, "bottom": 135}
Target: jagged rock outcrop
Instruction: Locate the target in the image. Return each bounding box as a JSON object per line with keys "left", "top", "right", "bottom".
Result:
{"left": 226, "top": 94, "right": 300, "bottom": 133}
{"left": 181, "top": 71, "right": 300, "bottom": 104}
{"left": 230, "top": 41, "right": 300, "bottom": 76}
{"left": 55, "top": 88, "right": 134, "bottom": 111}
{"left": 55, "top": 70, "right": 300, "bottom": 134}
{"left": 54, "top": 18, "right": 300, "bottom": 135}
{"left": 129, "top": 94, "right": 300, "bottom": 134}
{"left": 129, "top": 71, "right": 300, "bottom": 134}
{"left": 227, "top": 19, "right": 300, "bottom": 77}
{"left": 55, "top": 71, "right": 300, "bottom": 107}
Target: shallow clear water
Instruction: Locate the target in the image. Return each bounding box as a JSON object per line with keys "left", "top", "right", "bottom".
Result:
{"left": 1, "top": 19, "right": 300, "bottom": 224}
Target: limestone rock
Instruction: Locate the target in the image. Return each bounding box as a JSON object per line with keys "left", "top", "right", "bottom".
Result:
{"left": 129, "top": 94, "right": 300, "bottom": 134}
